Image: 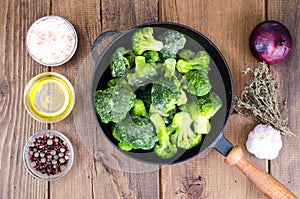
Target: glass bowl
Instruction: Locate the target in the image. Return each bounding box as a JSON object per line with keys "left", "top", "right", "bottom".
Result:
{"left": 23, "top": 129, "right": 74, "bottom": 181}
{"left": 26, "top": 16, "right": 78, "bottom": 67}
{"left": 24, "top": 72, "right": 75, "bottom": 123}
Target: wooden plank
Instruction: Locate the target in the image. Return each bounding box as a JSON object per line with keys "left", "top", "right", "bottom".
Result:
{"left": 0, "top": 0, "right": 50, "bottom": 198}
{"left": 100, "top": 1, "right": 160, "bottom": 198}
{"left": 50, "top": 0, "right": 160, "bottom": 198}
{"left": 48, "top": 0, "right": 103, "bottom": 198}
{"left": 160, "top": 0, "right": 267, "bottom": 198}
{"left": 101, "top": 0, "right": 159, "bottom": 32}
{"left": 268, "top": 1, "right": 300, "bottom": 197}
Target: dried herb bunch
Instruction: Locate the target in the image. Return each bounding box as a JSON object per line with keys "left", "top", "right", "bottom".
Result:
{"left": 234, "top": 62, "right": 293, "bottom": 136}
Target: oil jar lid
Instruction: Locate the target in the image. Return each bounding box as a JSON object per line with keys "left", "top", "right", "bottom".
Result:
{"left": 26, "top": 16, "right": 78, "bottom": 67}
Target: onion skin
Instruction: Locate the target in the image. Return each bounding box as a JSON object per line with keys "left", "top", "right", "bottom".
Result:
{"left": 249, "top": 20, "right": 292, "bottom": 65}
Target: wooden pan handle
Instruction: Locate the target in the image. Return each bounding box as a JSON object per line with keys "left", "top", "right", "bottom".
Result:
{"left": 224, "top": 146, "right": 298, "bottom": 199}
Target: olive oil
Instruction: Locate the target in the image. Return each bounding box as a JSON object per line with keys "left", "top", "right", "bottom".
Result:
{"left": 24, "top": 72, "right": 75, "bottom": 123}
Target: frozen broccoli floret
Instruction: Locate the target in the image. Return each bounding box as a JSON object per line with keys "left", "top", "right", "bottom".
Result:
{"left": 169, "top": 112, "right": 203, "bottom": 149}
{"left": 177, "top": 49, "right": 195, "bottom": 60}
{"left": 162, "top": 105, "right": 178, "bottom": 125}
{"left": 94, "top": 79, "right": 136, "bottom": 123}
{"left": 124, "top": 50, "right": 136, "bottom": 67}
{"left": 158, "top": 30, "right": 186, "bottom": 60}
{"left": 193, "top": 118, "right": 211, "bottom": 134}
{"left": 134, "top": 84, "right": 152, "bottom": 110}
{"left": 181, "top": 70, "right": 212, "bottom": 96}
{"left": 150, "top": 114, "right": 177, "bottom": 159}
{"left": 178, "top": 96, "right": 212, "bottom": 135}
{"left": 131, "top": 99, "right": 148, "bottom": 118}
{"left": 177, "top": 96, "right": 211, "bottom": 135}
{"left": 197, "top": 92, "right": 222, "bottom": 119}
{"left": 94, "top": 88, "right": 114, "bottom": 123}
{"left": 127, "top": 56, "right": 158, "bottom": 87}
{"left": 163, "top": 58, "right": 177, "bottom": 78}
{"left": 176, "top": 50, "right": 210, "bottom": 73}
{"left": 107, "top": 78, "right": 119, "bottom": 88}
{"left": 132, "top": 27, "right": 163, "bottom": 55}
{"left": 142, "top": 50, "right": 161, "bottom": 63}
{"left": 179, "top": 96, "right": 202, "bottom": 122}
{"left": 178, "top": 89, "right": 188, "bottom": 106}
{"left": 110, "top": 47, "right": 131, "bottom": 78}
{"left": 180, "top": 92, "right": 222, "bottom": 121}
{"left": 112, "top": 116, "right": 157, "bottom": 151}
{"left": 150, "top": 77, "right": 186, "bottom": 116}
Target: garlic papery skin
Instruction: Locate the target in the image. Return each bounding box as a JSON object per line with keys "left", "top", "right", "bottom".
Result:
{"left": 246, "top": 124, "right": 283, "bottom": 160}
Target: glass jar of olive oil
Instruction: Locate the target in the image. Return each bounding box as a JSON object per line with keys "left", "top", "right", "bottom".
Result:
{"left": 24, "top": 72, "right": 75, "bottom": 123}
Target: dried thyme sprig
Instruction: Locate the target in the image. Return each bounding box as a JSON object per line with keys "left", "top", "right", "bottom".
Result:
{"left": 234, "top": 62, "right": 294, "bottom": 136}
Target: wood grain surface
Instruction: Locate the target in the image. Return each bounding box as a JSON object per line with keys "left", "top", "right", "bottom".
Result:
{"left": 0, "top": 0, "right": 49, "bottom": 198}
{"left": 0, "top": 0, "right": 299, "bottom": 198}
{"left": 160, "top": 0, "right": 267, "bottom": 198}
{"left": 268, "top": 1, "right": 300, "bottom": 197}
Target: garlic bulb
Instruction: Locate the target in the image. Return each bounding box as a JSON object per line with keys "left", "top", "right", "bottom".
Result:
{"left": 246, "top": 124, "right": 282, "bottom": 160}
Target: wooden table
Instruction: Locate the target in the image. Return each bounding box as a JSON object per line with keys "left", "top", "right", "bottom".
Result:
{"left": 1, "top": 0, "right": 299, "bottom": 198}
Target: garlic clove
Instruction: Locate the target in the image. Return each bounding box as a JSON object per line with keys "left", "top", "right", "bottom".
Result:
{"left": 246, "top": 124, "right": 282, "bottom": 160}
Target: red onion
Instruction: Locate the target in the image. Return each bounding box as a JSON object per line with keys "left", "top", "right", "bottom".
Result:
{"left": 249, "top": 20, "right": 292, "bottom": 65}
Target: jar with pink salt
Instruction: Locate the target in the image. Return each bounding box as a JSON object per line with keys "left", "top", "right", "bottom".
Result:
{"left": 26, "top": 16, "right": 78, "bottom": 67}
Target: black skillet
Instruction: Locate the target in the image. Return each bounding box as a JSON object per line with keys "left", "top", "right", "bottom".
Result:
{"left": 90, "top": 22, "right": 297, "bottom": 198}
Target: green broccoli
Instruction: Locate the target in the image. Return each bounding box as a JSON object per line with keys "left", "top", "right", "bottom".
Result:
{"left": 132, "top": 27, "right": 163, "bottom": 55}
{"left": 198, "top": 92, "right": 222, "bottom": 119}
{"left": 94, "top": 79, "right": 136, "bottom": 123}
{"left": 180, "top": 92, "right": 222, "bottom": 121}
{"left": 177, "top": 49, "right": 195, "bottom": 60}
{"left": 142, "top": 50, "right": 161, "bottom": 63}
{"left": 181, "top": 70, "right": 212, "bottom": 96}
{"left": 131, "top": 99, "right": 148, "bottom": 118}
{"left": 150, "top": 114, "right": 177, "bottom": 159}
{"left": 134, "top": 84, "right": 152, "bottom": 110}
{"left": 162, "top": 105, "right": 178, "bottom": 125}
{"left": 124, "top": 50, "right": 136, "bottom": 67}
{"left": 107, "top": 78, "right": 119, "bottom": 88}
{"left": 163, "top": 58, "right": 177, "bottom": 78}
{"left": 127, "top": 56, "right": 158, "bottom": 87}
{"left": 158, "top": 30, "right": 186, "bottom": 60}
{"left": 177, "top": 96, "right": 211, "bottom": 135}
{"left": 150, "top": 77, "right": 186, "bottom": 116}
{"left": 110, "top": 47, "right": 131, "bottom": 78}
{"left": 176, "top": 50, "right": 210, "bottom": 73}
{"left": 112, "top": 116, "right": 157, "bottom": 151}
{"left": 179, "top": 95, "right": 202, "bottom": 122}
{"left": 94, "top": 88, "right": 114, "bottom": 123}
{"left": 178, "top": 89, "right": 188, "bottom": 106}
{"left": 193, "top": 118, "right": 211, "bottom": 134}
{"left": 169, "top": 112, "right": 202, "bottom": 149}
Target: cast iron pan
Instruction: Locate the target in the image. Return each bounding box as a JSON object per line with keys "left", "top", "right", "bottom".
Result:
{"left": 90, "top": 22, "right": 296, "bottom": 198}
